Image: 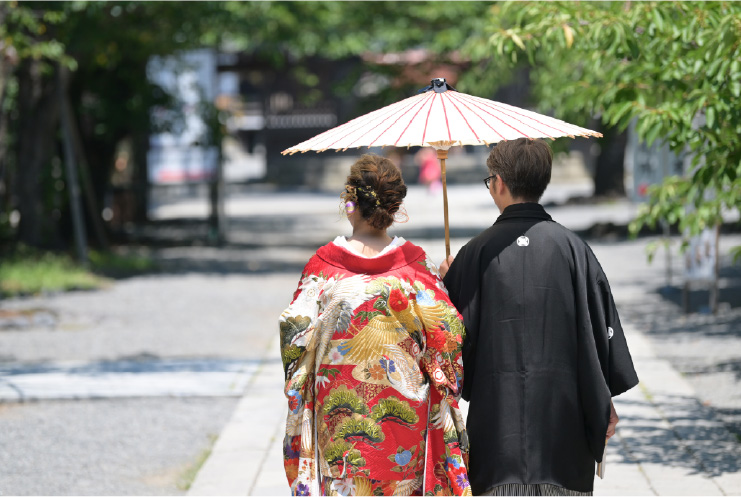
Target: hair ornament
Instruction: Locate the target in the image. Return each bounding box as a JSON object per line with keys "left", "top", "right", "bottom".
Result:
{"left": 342, "top": 185, "right": 358, "bottom": 202}
{"left": 357, "top": 186, "right": 381, "bottom": 206}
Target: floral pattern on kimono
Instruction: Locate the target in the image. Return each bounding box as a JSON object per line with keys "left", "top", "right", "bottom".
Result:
{"left": 280, "top": 241, "right": 471, "bottom": 496}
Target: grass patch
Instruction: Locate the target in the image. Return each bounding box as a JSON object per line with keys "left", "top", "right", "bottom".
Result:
{"left": 0, "top": 246, "right": 157, "bottom": 297}
{"left": 0, "top": 249, "right": 108, "bottom": 297}
{"left": 177, "top": 434, "right": 218, "bottom": 491}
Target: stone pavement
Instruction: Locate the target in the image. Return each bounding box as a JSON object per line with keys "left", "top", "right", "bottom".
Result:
{"left": 0, "top": 358, "right": 256, "bottom": 401}
{"left": 177, "top": 182, "right": 741, "bottom": 496}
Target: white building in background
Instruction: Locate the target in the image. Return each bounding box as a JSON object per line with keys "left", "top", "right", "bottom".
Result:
{"left": 146, "top": 49, "right": 266, "bottom": 186}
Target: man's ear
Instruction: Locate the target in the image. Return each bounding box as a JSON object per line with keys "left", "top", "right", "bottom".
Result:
{"left": 495, "top": 177, "right": 508, "bottom": 196}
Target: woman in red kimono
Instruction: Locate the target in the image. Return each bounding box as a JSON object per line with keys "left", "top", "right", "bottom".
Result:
{"left": 280, "top": 154, "right": 471, "bottom": 496}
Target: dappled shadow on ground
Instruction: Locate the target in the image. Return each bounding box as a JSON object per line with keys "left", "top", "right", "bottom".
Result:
{"left": 618, "top": 260, "right": 741, "bottom": 339}
{"left": 621, "top": 288, "right": 741, "bottom": 341}
{"left": 117, "top": 215, "right": 325, "bottom": 249}
{"left": 616, "top": 395, "right": 741, "bottom": 477}
{"left": 616, "top": 264, "right": 741, "bottom": 441}
{"left": 655, "top": 264, "right": 741, "bottom": 313}
{"left": 150, "top": 246, "right": 311, "bottom": 275}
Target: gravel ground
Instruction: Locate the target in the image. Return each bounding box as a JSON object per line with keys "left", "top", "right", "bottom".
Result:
{"left": 0, "top": 397, "right": 237, "bottom": 496}
{"left": 0, "top": 273, "right": 296, "bottom": 364}
{"left": 0, "top": 272, "right": 299, "bottom": 495}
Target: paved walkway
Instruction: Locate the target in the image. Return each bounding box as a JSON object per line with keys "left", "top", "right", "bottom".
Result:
{"left": 188, "top": 324, "right": 741, "bottom": 496}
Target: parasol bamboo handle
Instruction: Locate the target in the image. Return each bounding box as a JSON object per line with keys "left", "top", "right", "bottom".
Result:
{"left": 437, "top": 149, "right": 450, "bottom": 259}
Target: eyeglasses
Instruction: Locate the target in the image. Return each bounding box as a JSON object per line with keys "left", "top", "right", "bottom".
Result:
{"left": 483, "top": 174, "right": 497, "bottom": 189}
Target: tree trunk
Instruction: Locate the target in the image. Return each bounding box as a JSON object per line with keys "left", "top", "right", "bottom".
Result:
{"left": 16, "top": 60, "right": 61, "bottom": 248}
{"left": 58, "top": 65, "right": 88, "bottom": 265}
{"left": 208, "top": 151, "right": 226, "bottom": 246}
{"left": 131, "top": 129, "right": 150, "bottom": 224}
{"left": 593, "top": 126, "right": 627, "bottom": 197}
{"left": 0, "top": 3, "right": 18, "bottom": 220}
{"left": 0, "top": 62, "right": 12, "bottom": 215}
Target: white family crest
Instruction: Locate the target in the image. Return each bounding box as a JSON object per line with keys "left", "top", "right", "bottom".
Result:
{"left": 517, "top": 236, "right": 530, "bottom": 247}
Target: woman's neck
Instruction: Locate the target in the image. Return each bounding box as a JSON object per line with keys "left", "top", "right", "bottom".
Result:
{"left": 347, "top": 222, "right": 392, "bottom": 257}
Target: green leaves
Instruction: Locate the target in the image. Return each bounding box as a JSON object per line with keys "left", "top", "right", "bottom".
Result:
{"left": 472, "top": 1, "right": 741, "bottom": 251}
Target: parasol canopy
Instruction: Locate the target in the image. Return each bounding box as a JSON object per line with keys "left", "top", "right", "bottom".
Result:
{"left": 282, "top": 78, "right": 602, "bottom": 256}
{"left": 282, "top": 78, "right": 600, "bottom": 153}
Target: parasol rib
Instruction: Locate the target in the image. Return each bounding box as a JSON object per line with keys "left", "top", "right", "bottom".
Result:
{"left": 293, "top": 94, "right": 420, "bottom": 151}
{"left": 446, "top": 92, "right": 507, "bottom": 142}
{"left": 487, "top": 100, "right": 597, "bottom": 136}
{"left": 320, "top": 96, "right": 422, "bottom": 150}
{"left": 448, "top": 92, "right": 531, "bottom": 139}
{"left": 465, "top": 95, "right": 558, "bottom": 139}
{"left": 479, "top": 101, "right": 573, "bottom": 137}
{"left": 368, "top": 93, "right": 430, "bottom": 148}
{"left": 469, "top": 95, "right": 596, "bottom": 137}
{"left": 395, "top": 93, "right": 435, "bottom": 147}
{"left": 440, "top": 93, "right": 453, "bottom": 142}
{"left": 421, "top": 93, "right": 437, "bottom": 145}
{"left": 444, "top": 93, "right": 482, "bottom": 143}
{"left": 287, "top": 104, "right": 391, "bottom": 151}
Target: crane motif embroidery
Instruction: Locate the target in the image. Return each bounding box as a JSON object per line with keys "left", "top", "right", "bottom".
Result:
{"left": 341, "top": 286, "right": 447, "bottom": 401}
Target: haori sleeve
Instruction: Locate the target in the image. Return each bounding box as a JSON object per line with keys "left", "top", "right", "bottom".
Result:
{"left": 576, "top": 245, "right": 639, "bottom": 463}
{"left": 278, "top": 258, "right": 327, "bottom": 493}
{"left": 585, "top": 250, "right": 639, "bottom": 397}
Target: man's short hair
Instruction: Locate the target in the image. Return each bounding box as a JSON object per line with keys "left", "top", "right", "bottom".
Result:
{"left": 486, "top": 138, "right": 553, "bottom": 202}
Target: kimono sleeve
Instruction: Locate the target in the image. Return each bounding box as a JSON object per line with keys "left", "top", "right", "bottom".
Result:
{"left": 414, "top": 257, "right": 473, "bottom": 496}
{"left": 415, "top": 256, "right": 466, "bottom": 399}
{"left": 280, "top": 268, "right": 324, "bottom": 383}
{"left": 278, "top": 261, "right": 326, "bottom": 493}
{"left": 577, "top": 246, "right": 639, "bottom": 462}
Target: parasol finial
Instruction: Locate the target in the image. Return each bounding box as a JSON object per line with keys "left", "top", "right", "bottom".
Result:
{"left": 418, "top": 77, "right": 457, "bottom": 94}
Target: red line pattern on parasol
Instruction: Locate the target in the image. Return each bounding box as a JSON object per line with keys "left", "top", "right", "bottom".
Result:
{"left": 395, "top": 93, "right": 434, "bottom": 147}
{"left": 444, "top": 92, "right": 482, "bottom": 144}
{"left": 448, "top": 92, "right": 531, "bottom": 140}
{"left": 367, "top": 93, "right": 430, "bottom": 148}
{"left": 421, "top": 92, "right": 437, "bottom": 145}
{"left": 440, "top": 93, "right": 453, "bottom": 142}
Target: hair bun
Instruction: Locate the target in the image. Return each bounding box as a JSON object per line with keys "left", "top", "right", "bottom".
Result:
{"left": 343, "top": 154, "right": 407, "bottom": 230}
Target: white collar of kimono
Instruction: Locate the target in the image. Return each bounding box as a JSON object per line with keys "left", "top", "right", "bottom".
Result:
{"left": 332, "top": 235, "right": 406, "bottom": 259}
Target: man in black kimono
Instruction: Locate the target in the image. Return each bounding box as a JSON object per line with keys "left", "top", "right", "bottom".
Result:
{"left": 440, "top": 138, "right": 639, "bottom": 496}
